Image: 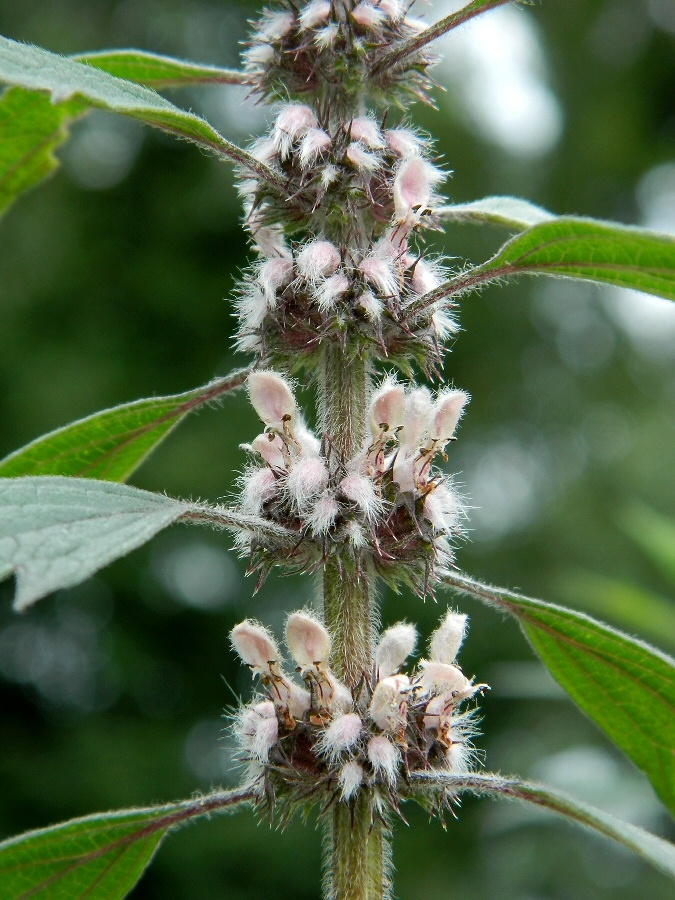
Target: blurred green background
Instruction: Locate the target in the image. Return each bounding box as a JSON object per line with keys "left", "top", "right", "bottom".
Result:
{"left": 0, "top": 1, "right": 674, "bottom": 897}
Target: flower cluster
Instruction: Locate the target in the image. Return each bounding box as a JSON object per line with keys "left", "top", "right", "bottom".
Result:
{"left": 236, "top": 100, "right": 455, "bottom": 373}
{"left": 243, "top": 1, "right": 436, "bottom": 110}
{"left": 238, "top": 370, "right": 468, "bottom": 591}
{"left": 230, "top": 608, "right": 486, "bottom": 819}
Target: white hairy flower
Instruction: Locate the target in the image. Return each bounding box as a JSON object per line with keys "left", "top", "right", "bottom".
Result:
{"left": 231, "top": 620, "right": 280, "bottom": 674}
{"left": 367, "top": 735, "right": 400, "bottom": 784}
{"left": 429, "top": 611, "right": 468, "bottom": 664}
{"left": 338, "top": 760, "right": 364, "bottom": 800}
{"left": 248, "top": 371, "right": 297, "bottom": 432}
{"left": 375, "top": 622, "right": 418, "bottom": 679}
{"left": 286, "top": 611, "right": 331, "bottom": 670}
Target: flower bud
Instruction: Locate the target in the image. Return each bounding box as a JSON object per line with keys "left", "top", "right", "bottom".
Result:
{"left": 358, "top": 256, "right": 398, "bottom": 297}
{"left": 299, "top": 0, "right": 331, "bottom": 30}
{"left": 378, "top": 0, "right": 404, "bottom": 22}
{"left": 241, "top": 467, "right": 278, "bottom": 515}
{"left": 237, "top": 700, "right": 278, "bottom": 761}
{"left": 274, "top": 104, "right": 318, "bottom": 159}
{"left": 410, "top": 257, "right": 441, "bottom": 295}
{"left": 251, "top": 433, "right": 285, "bottom": 469}
{"left": 422, "top": 484, "right": 461, "bottom": 532}
{"left": 231, "top": 620, "right": 280, "bottom": 674}
{"left": 338, "top": 760, "right": 364, "bottom": 801}
{"left": 258, "top": 257, "right": 294, "bottom": 307}
{"left": 314, "top": 23, "right": 339, "bottom": 48}
{"left": 299, "top": 128, "right": 332, "bottom": 168}
{"left": 339, "top": 473, "right": 381, "bottom": 521}
{"left": 429, "top": 611, "right": 467, "bottom": 664}
{"left": 385, "top": 128, "right": 424, "bottom": 157}
{"left": 314, "top": 272, "right": 350, "bottom": 312}
{"left": 286, "top": 611, "right": 331, "bottom": 669}
{"left": 351, "top": 2, "right": 385, "bottom": 29}
{"left": 297, "top": 240, "right": 341, "bottom": 281}
{"left": 445, "top": 742, "right": 471, "bottom": 774}
{"left": 286, "top": 457, "right": 329, "bottom": 508}
{"left": 431, "top": 390, "right": 469, "bottom": 445}
{"left": 400, "top": 387, "right": 433, "bottom": 452}
{"left": 393, "top": 157, "right": 444, "bottom": 227}
{"left": 349, "top": 117, "right": 386, "bottom": 150}
{"left": 367, "top": 735, "right": 400, "bottom": 784}
{"left": 308, "top": 492, "right": 340, "bottom": 535}
{"left": 369, "top": 377, "right": 405, "bottom": 438}
{"left": 320, "top": 712, "right": 363, "bottom": 760}
{"left": 248, "top": 371, "right": 297, "bottom": 432}
{"left": 346, "top": 142, "right": 381, "bottom": 173}
{"left": 357, "top": 290, "right": 383, "bottom": 322}
{"left": 418, "top": 661, "right": 471, "bottom": 695}
{"left": 375, "top": 622, "right": 417, "bottom": 679}
{"left": 368, "top": 674, "right": 409, "bottom": 731}
{"left": 259, "top": 11, "right": 294, "bottom": 41}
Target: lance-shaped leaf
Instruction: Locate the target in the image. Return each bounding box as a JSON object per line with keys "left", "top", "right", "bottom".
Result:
{"left": 0, "top": 35, "right": 285, "bottom": 215}
{"left": 0, "top": 87, "right": 87, "bottom": 216}
{"left": 0, "top": 368, "right": 249, "bottom": 482}
{"left": 413, "top": 218, "right": 675, "bottom": 313}
{"left": 0, "top": 476, "right": 294, "bottom": 611}
{"left": 438, "top": 196, "right": 555, "bottom": 231}
{"left": 0, "top": 787, "right": 255, "bottom": 899}
{"left": 0, "top": 45, "right": 250, "bottom": 217}
{"left": 410, "top": 772, "right": 675, "bottom": 879}
{"left": 79, "top": 49, "right": 248, "bottom": 89}
{"left": 444, "top": 572, "right": 675, "bottom": 815}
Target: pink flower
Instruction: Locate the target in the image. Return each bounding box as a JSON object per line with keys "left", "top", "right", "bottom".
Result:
{"left": 248, "top": 371, "right": 297, "bottom": 431}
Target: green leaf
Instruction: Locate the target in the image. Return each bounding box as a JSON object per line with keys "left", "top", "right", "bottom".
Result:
{"left": 553, "top": 567, "right": 675, "bottom": 650}
{"left": 0, "top": 87, "right": 88, "bottom": 216}
{"left": 0, "top": 368, "right": 249, "bottom": 482}
{"left": 444, "top": 572, "right": 675, "bottom": 815}
{"left": 410, "top": 772, "right": 675, "bottom": 879}
{"left": 0, "top": 477, "right": 189, "bottom": 611}
{"left": 0, "top": 476, "right": 295, "bottom": 611}
{"left": 412, "top": 218, "right": 675, "bottom": 316}
{"left": 438, "top": 196, "right": 555, "bottom": 231}
{"left": 0, "top": 787, "right": 254, "bottom": 899}
{"left": 79, "top": 49, "right": 247, "bottom": 88}
{"left": 0, "top": 35, "right": 285, "bottom": 217}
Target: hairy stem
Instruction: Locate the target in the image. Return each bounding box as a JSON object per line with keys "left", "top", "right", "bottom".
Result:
{"left": 320, "top": 344, "right": 389, "bottom": 899}
{"left": 325, "top": 797, "right": 389, "bottom": 900}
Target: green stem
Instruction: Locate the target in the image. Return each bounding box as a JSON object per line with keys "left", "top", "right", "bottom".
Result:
{"left": 320, "top": 344, "right": 389, "bottom": 900}
{"left": 325, "top": 797, "right": 388, "bottom": 900}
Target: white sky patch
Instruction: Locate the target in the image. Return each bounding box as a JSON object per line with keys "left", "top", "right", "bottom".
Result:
{"left": 432, "top": 1, "right": 563, "bottom": 157}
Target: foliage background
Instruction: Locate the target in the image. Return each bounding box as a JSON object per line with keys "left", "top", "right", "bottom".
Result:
{"left": 0, "top": 1, "right": 673, "bottom": 897}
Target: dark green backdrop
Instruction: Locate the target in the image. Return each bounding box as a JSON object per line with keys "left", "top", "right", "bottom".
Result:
{"left": 0, "top": 1, "right": 673, "bottom": 897}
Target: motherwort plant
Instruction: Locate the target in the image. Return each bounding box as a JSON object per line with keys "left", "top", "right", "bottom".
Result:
{"left": 0, "top": 1, "right": 674, "bottom": 898}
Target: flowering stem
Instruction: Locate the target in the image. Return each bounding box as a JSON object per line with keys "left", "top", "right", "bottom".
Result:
{"left": 321, "top": 344, "right": 389, "bottom": 899}
{"left": 321, "top": 343, "right": 371, "bottom": 690}
{"left": 327, "top": 797, "right": 388, "bottom": 900}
